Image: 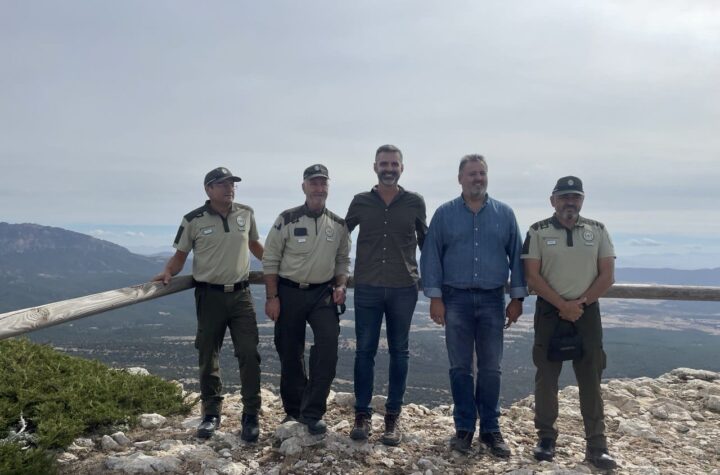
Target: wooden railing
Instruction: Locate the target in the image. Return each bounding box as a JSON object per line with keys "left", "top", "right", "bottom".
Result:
{"left": 1, "top": 272, "right": 719, "bottom": 341}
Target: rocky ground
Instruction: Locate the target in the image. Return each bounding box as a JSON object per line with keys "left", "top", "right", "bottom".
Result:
{"left": 56, "top": 368, "right": 720, "bottom": 474}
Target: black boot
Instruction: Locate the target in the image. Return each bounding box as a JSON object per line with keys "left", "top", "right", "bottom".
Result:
{"left": 240, "top": 413, "right": 259, "bottom": 442}
{"left": 197, "top": 415, "right": 221, "bottom": 439}
{"left": 533, "top": 438, "right": 556, "bottom": 462}
{"left": 585, "top": 446, "right": 618, "bottom": 470}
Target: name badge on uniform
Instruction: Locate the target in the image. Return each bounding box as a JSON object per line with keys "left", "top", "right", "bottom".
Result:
{"left": 325, "top": 227, "right": 335, "bottom": 242}
{"left": 545, "top": 239, "right": 557, "bottom": 246}
{"left": 294, "top": 227, "right": 308, "bottom": 243}
{"left": 201, "top": 226, "right": 214, "bottom": 235}
{"left": 236, "top": 216, "right": 246, "bottom": 230}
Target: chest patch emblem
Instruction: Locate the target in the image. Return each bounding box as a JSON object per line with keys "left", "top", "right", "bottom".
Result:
{"left": 325, "top": 227, "right": 334, "bottom": 237}
{"left": 583, "top": 230, "right": 594, "bottom": 241}
{"left": 237, "top": 216, "right": 246, "bottom": 229}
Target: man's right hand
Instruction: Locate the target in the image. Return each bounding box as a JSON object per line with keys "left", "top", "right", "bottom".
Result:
{"left": 265, "top": 298, "right": 280, "bottom": 321}
{"left": 152, "top": 270, "right": 173, "bottom": 285}
{"left": 559, "top": 297, "right": 586, "bottom": 322}
{"left": 429, "top": 298, "right": 446, "bottom": 326}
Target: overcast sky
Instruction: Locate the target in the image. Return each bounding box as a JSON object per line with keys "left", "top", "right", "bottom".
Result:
{"left": 2, "top": 1, "right": 719, "bottom": 267}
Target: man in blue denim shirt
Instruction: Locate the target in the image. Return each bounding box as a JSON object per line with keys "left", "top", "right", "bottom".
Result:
{"left": 420, "top": 154, "right": 527, "bottom": 456}
{"left": 345, "top": 145, "right": 427, "bottom": 446}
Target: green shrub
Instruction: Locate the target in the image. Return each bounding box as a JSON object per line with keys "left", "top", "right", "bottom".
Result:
{"left": 0, "top": 338, "right": 192, "bottom": 449}
{"left": 0, "top": 442, "right": 57, "bottom": 475}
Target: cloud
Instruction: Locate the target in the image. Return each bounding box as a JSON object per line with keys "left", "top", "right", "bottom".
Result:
{"left": 124, "top": 231, "right": 146, "bottom": 238}
{"left": 628, "top": 238, "right": 663, "bottom": 247}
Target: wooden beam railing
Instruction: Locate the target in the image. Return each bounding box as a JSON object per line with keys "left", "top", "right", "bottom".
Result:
{"left": 1, "top": 272, "right": 719, "bottom": 341}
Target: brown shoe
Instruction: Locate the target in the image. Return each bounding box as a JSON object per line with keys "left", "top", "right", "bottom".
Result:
{"left": 349, "top": 412, "right": 371, "bottom": 441}
{"left": 380, "top": 413, "right": 402, "bottom": 446}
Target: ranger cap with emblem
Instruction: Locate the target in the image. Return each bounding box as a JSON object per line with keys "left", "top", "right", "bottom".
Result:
{"left": 552, "top": 176, "right": 584, "bottom": 196}
{"left": 303, "top": 164, "right": 330, "bottom": 180}
{"left": 204, "top": 167, "right": 242, "bottom": 186}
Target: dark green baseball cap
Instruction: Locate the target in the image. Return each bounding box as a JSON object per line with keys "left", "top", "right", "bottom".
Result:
{"left": 552, "top": 176, "right": 584, "bottom": 196}
{"left": 303, "top": 164, "right": 329, "bottom": 180}
{"left": 204, "top": 167, "right": 241, "bottom": 186}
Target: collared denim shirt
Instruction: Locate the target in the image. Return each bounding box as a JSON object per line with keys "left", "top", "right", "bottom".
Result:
{"left": 420, "top": 195, "right": 528, "bottom": 299}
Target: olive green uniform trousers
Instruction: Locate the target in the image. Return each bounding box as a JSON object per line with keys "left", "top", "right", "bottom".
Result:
{"left": 195, "top": 286, "right": 261, "bottom": 417}
{"left": 532, "top": 298, "right": 607, "bottom": 449}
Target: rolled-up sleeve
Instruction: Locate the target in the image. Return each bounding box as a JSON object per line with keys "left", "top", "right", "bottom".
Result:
{"left": 420, "top": 208, "right": 444, "bottom": 298}
{"left": 335, "top": 224, "right": 352, "bottom": 277}
{"left": 506, "top": 209, "right": 529, "bottom": 299}
{"left": 262, "top": 216, "right": 285, "bottom": 275}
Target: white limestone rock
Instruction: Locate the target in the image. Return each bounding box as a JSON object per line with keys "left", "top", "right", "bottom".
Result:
{"left": 124, "top": 367, "right": 150, "bottom": 376}
{"left": 139, "top": 413, "right": 166, "bottom": 429}
{"left": 101, "top": 435, "right": 121, "bottom": 452}
{"left": 56, "top": 452, "right": 78, "bottom": 464}
{"left": 617, "top": 418, "right": 660, "bottom": 441}
{"left": 111, "top": 431, "right": 132, "bottom": 446}
{"left": 332, "top": 392, "right": 355, "bottom": 407}
{"left": 105, "top": 452, "right": 182, "bottom": 473}
{"left": 704, "top": 395, "right": 720, "bottom": 412}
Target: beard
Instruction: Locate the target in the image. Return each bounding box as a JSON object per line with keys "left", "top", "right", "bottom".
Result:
{"left": 560, "top": 205, "right": 579, "bottom": 220}
{"left": 377, "top": 171, "right": 400, "bottom": 186}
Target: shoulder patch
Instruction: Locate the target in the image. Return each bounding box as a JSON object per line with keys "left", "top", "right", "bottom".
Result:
{"left": 531, "top": 217, "right": 553, "bottom": 231}
{"left": 582, "top": 218, "right": 605, "bottom": 229}
{"left": 325, "top": 209, "right": 346, "bottom": 226}
{"left": 184, "top": 204, "right": 208, "bottom": 223}
{"left": 281, "top": 205, "right": 306, "bottom": 225}
{"left": 234, "top": 203, "right": 254, "bottom": 213}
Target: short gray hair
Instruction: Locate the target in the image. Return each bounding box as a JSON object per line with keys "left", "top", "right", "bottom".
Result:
{"left": 458, "top": 154, "right": 487, "bottom": 173}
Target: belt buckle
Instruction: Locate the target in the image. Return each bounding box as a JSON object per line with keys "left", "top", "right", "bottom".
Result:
{"left": 223, "top": 284, "right": 234, "bottom": 293}
{"left": 299, "top": 283, "right": 310, "bottom": 289}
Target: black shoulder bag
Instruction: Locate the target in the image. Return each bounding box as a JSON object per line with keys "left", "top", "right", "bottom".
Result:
{"left": 547, "top": 319, "right": 584, "bottom": 361}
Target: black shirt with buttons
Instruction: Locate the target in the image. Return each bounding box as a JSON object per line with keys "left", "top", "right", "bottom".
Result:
{"left": 345, "top": 186, "right": 427, "bottom": 287}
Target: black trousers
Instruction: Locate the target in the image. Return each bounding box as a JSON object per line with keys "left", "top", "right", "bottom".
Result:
{"left": 533, "top": 298, "right": 607, "bottom": 449}
{"left": 274, "top": 283, "right": 339, "bottom": 421}
{"left": 194, "top": 286, "right": 261, "bottom": 417}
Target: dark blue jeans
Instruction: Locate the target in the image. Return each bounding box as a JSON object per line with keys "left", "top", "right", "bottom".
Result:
{"left": 353, "top": 284, "right": 418, "bottom": 415}
{"left": 443, "top": 285, "right": 505, "bottom": 433}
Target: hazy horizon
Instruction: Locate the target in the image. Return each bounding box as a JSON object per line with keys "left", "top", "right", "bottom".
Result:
{"left": 2, "top": 1, "right": 719, "bottom": 268}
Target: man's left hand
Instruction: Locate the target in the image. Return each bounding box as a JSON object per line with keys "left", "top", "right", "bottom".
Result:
{"left": 504, "top": 298, "right": 524, "bottom": 328}
{"left": 333, "top": 286, "right": 347, "bottom": 305}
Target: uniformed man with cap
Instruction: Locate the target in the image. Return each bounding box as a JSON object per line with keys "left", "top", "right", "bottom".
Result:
{"left": 521, "top": 176, "right": 617, "bottom": 470}
{"left": 153, "top": 167, "right": 264, "bottom": 442}
{"left": 262, "top": 164, "right": 351, "bottom": 435}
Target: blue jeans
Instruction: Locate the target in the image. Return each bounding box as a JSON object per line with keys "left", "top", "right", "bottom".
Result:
{"left": 353, "top": 284, "right": 418, "bottom": 415}
{"left": 443, "top": 285, "right": 505, "bottom": 433}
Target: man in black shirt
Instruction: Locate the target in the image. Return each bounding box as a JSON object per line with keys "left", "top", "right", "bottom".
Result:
{"left": 345, "top": 144, "right": 427, "bottom": 445}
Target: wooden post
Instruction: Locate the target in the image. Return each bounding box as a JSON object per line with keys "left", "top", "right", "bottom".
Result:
{"left": 0, "top": 276, "right": 194, "bottom": 340}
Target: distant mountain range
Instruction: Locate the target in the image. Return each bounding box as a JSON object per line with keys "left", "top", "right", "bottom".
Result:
{"left": 2, "top": 222, "right": 718, "bottom": 405}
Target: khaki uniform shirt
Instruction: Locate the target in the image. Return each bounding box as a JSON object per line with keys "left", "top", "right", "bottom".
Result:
{"left": 263, "top": 204, "right": 351, "bottom": 284}
{"left": 521, "top": 215, "right": 615, "bottom": 299}
{"left": 174, "top": 201, "right": 259, "bottom": 285}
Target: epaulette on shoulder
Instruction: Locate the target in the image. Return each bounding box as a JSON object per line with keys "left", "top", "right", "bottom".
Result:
{"left": 531, "top": 217, "right": 553, "bottom": 231}
{"left": 235, "top": 203, "right": 254, "bottom": 213}
{"left": 184, "top": 205, "right": 208, "bottom": 223}
{"left": 582, "top": 218, "right": 605, "bottom": 229}
{"left": 325, "top": 209, "right": 346, "bottom": 226}
{"left": 281, "top": 205, "right": 306, "bottom": 225}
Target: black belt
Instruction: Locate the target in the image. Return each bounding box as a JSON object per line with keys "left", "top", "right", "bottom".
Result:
{"left": 278, "top": 277, "right": 332, "bottom": 290}
{"left": 193, "top": 279, "right": 249, "bottom": 293}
